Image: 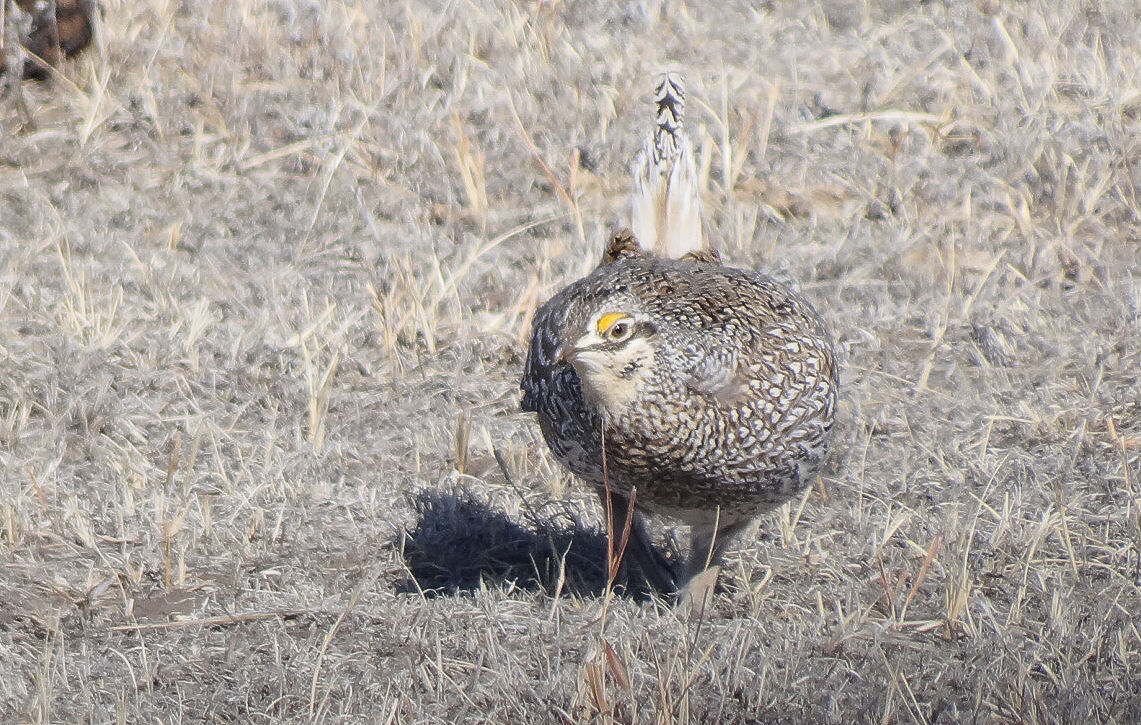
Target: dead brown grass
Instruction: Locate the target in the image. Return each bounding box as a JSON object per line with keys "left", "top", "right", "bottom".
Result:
{"left": 1, "top": 0, "right": 1139, "bottom": 722}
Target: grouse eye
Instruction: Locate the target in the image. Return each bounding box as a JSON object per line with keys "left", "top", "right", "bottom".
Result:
{"left": 595, "top": 312, "right": 634, "bottom": 340}
{"left": 608, "top": 321, "right": 631, "bottom": 341}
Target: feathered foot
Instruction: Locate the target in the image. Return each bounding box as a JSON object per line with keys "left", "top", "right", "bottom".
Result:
{"left": 599, "top": 489, "right": 678, "bottom": 595}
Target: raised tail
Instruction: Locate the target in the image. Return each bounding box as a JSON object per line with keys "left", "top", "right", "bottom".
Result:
{"left": 628, "top": 73, "right": 708, "bottom": 260}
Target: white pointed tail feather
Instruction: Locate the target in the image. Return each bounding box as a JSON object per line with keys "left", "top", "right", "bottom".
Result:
{"left": 629, "top": 73, "right": 705, "bottom": 259}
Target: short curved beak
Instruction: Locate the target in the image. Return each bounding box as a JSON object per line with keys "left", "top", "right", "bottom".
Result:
{"left": 555, "top": 344, "right": 575, "bottom": 365}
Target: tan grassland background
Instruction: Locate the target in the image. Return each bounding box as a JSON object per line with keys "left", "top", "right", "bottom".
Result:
{"left": 1, "top": 0, "right": 1139, "bottom": 722}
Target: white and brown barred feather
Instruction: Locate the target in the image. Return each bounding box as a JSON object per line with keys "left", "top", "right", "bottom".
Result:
{"left": 627, "top": 73, "right": 710, "bottom": 262}
{"left": 522, "top": 73, "right": 837, "bottom": 596}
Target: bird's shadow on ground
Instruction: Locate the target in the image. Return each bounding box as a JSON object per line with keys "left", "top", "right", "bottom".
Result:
{"left": 394, "top": 485, "right": 657, "bottom": 601}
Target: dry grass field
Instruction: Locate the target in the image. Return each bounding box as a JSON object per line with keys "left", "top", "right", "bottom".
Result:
{"left": 2, "top": 0, "right": 1140, "bottom": 722}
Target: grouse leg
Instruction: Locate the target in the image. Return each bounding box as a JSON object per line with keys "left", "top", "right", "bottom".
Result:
{"left": 598, "top": 489, "right": 677, "bottom": 595}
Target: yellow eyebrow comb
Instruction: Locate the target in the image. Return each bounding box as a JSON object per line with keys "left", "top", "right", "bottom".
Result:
{"left": 595, "top": 312, "right": 629, "bottom": 336}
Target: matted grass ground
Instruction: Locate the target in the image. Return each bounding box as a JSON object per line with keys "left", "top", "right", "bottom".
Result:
{"left": 1, "top": 1, "right": 1139, "bottom": 722}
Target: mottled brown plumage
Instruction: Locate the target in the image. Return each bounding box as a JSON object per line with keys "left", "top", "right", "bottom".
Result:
{"left": 599, "top": 228, "right": 644, "bottom": 265}
{"left": 520, "top": 74, "right": 838, "bottom": 598}
{"left": 1, "top": 0, "right": 94, "bottom": 80}
{"left": 602, "top": 227, "right": 720, "bottom": 267}
{"left": 521, "top": 244, "right": 837, "bottom": 593}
